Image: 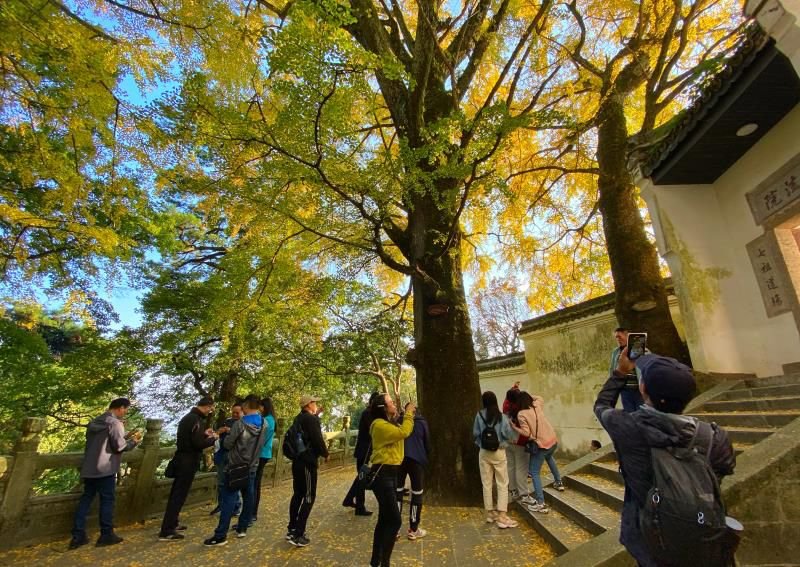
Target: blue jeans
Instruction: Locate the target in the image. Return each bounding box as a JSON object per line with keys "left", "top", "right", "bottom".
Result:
{"left": 72, "top": 475, "right": 116, "bottom": 539}
{"left": 621, "top": 389, "right": 644, "bottom": 413}
{"left": 529, "top": 444, "right": 562, "bottom": 503}
{"left": 214, "top": 470, "right": 255, "bottom": 539}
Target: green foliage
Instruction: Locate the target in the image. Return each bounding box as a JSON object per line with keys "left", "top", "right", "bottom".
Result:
{"left": 0, "top": 303, "right": 140, "bottom": 453}
{"left": 0, "top": 1, "right": 158, "bottom": 294}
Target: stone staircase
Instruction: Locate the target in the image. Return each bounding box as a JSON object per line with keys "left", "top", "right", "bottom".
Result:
{"left": 515, "top": 374, "right": 800, "bottom": 566}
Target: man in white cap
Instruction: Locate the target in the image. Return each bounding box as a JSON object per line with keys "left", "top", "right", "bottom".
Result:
{"left": 286, "top": 394, "right": 329, "bottom": 547}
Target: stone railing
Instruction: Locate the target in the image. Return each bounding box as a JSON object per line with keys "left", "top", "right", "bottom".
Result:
{"left": 0, "top": 415, "right": 358, "bottom": 549}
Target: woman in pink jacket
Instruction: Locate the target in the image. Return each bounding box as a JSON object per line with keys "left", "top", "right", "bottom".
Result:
{"left": 510, "top": 392, "right": 564, "bottom": 513}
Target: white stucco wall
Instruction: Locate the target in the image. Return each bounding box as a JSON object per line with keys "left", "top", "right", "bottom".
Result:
{"left": 492, "top": 299, "right": 683, "bottom": 459}
{"left": 478, "top": 365, "right": 530, "bottom": 402}
{"left": 641, "top": 103, "right": 800, "bottom": 376}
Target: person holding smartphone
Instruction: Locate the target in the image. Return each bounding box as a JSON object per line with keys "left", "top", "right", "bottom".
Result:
{"left": 69, "top": 398, "right": 141, "bottom": 549}
{"left": 368, "top": 395, "right": 416, "bottom": 567}
{"left": 609, "top": 327, "right": 645, "bottom": 412}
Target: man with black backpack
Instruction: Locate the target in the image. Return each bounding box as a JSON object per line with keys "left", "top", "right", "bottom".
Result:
{"left": 204, "top": 397, "right": 266, "bottom": 547}
{"left": 594, "top": 350, "right": 738, "bottom": 566}
{"left": 285, "top": 394, "right": 329, "bottom": 547}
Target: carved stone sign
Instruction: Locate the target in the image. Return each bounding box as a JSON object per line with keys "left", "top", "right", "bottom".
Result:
{"left": 747, "top": 234, "right": 792, "bottom": 318}
{"left": 747, "top": 154, "right": 800, "bottom": 226}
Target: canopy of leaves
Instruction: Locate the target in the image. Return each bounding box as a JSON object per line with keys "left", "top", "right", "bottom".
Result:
{"left": 0, "top": 302, "right": 142, "bottom": 452}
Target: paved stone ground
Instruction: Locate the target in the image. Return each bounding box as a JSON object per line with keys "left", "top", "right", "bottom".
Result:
{"left": 0, "top": 468, "right": 555, "bottom": 567}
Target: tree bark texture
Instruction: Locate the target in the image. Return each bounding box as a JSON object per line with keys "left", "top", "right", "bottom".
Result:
{"left": 408, "top": 194, "right": 482, "bottom": 504}
{"left": 597, "top": 95, "right": 688, "bottom": 362}
{"left": 214, "top": 369, "right": 239, "bottom": 427}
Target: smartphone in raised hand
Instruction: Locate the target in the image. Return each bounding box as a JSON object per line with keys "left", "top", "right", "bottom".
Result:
{"left": 627, "top": 333, "right": 647, "bottom": 361}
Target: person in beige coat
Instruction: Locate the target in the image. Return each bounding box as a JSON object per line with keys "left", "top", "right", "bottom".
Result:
{"left": 510, "top": 392, "right": 564, "bottom": 513}
{"left": 473, "top": 391, "right": 518, "bottom": 528}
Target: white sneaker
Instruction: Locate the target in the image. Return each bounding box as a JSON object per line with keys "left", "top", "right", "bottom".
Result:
{"left": 496, "top": 515, "right": 518, "bottom": 529}
{"left": 527, "top": 502, "right": 550, "bottom": 514}
{"left": 485, "top": 510, "right": 497, "bottom": 523}
{"left": 407, "top": 528, "right": 427, "bottom": 540}
{"left": 519, "top": 495, "right": 537, "bottom": 505}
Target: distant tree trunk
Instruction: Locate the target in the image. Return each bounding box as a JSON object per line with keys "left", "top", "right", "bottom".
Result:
{"left": 409, "top": 190, "right": 482, "bottom": 504}
{"left": 214, "top": 368, "right": 239, "bottom": 427}
{"left": 596, "top": 94, "right": 688, "bottom": 362}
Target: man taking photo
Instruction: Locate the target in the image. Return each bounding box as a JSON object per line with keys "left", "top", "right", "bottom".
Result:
{"left": 594, "top": 350, "right": 737, "bottom": 565}
{"left": 69, "top": 397, "right": 141, "bottom": 549}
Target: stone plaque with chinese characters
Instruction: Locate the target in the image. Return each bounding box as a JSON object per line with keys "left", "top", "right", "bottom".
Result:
{"left": 747, "top": 234, "right": 792, "bottom": 318}
{"left": 747, "top": 155, "right": 800, "bottom": 226}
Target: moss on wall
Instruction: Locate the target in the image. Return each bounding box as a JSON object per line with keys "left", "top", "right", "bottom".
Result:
{"left": 661, "top": 213, "right": 731, "bottom": 315}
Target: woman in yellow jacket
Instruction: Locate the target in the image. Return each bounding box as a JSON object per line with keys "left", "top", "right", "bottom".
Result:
{"left": 368, "top": 394, "right": 416, "bottom": 567}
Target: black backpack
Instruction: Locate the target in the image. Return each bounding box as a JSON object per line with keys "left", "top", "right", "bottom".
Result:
{"left": 282, "top": 418, "right": 308, "bottom": 461}
{"left": 478, "top": 412, "right": 500, "bottom": 451}
{"left": 638, "top": 420, "right": 740, "bottom": 566}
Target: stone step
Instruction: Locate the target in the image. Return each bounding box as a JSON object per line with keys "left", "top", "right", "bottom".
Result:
{"left": 716, "top": 383, "right": 800, "bottom": 401}
{"left": 596, "top": 451, "right": 618, "bottom": 464}
{"left": 721, "top": 426, "right": 776, "bottom": 445}
{"left": 698, "top": 396, "right": 800, "bottom": 413}
{"left": 517, "top": 502, "right": 595, "bottom": 554}
{"left": 687, "top": 411, "right": 800, "bottom": 428}
{"left": 564, "top": 472, "right": 624, "bottom": 512}
{"left": 587, "top": 461, "right": 623, "bottom": 486}
{"left": 737, "top": 373, "right": 800, "bottom": 389}
{"left": 542, "top": 485, "right": 620, "bottom": 536}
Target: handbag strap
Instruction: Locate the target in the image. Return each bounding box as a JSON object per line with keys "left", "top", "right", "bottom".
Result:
{"left": 531, "top": 404, "right": 539, "bottom": 443}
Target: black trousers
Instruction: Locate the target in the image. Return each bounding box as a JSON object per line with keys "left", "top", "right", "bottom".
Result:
{"left": 287, "top": 459, "right": 317, "bottom": 537}
{"left": 253, "top": 457, "right": 270, "bottom": 519}
{"left": 343, "top": 454, "right": 368, "bottom": 510}
{"left": 370, "top": 465, "right": 401, "bottom": 567}
{"left": 396, "top": 458, "right": 424, "bottom": 531}
{"left": 160, "top": 470, "right": 196, "bottom": 535}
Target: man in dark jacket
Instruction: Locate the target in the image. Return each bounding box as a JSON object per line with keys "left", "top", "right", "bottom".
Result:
{"left": 159, "top": 397, "right": 217, "bottom": 541}
{"left": 204, "top": 397, "right": 266, "bottom": 546}
{"left": 286, "top": 394, "right": 329, "bottom": 547}
{"left": 594, "top": 351, "right": 736, "bottom": 566}
{"left": 69, "top": 398, "right": 140, "bottom": 549}
{"left": 342, "top": 392, "right": 381, "bottom": 516}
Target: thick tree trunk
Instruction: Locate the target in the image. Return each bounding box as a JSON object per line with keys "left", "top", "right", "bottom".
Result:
{"left": 597, "top": 95, "right": 688, "bottom": 362}
{"left": 213, "top": 369, "right": 239, "bottom": 427}
{"left": 408, "top": 195, "right": 482, "bottom": 504}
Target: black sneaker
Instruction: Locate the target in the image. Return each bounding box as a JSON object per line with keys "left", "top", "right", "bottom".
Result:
{"left": 289, "top": 534, "right": 310, "bottom": 547}
{"left": 236, "top": 531, "right": 247, "bottom": 539}
{"left": 203, "top": 536, "right": 228, "bottom": 547}
{"left": 68, "top": 536, "right": 89, "bottom": 550}
{"left": 209, "top": 506, "right": 220, "bottom": 515}
{"left": 285, "top": 531, "right": 293, "bottom": 541}
{"left": 158, "top": 532, "right": 185, "bottom": 542}
{"left": 176, "top": 525, "right": 188, "bottom": 531}
{"left": 96, "top": 533, "right": 123, "bottom": 547}
{"left": 355, "top": 509, "right": 373, "bottom": 516}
